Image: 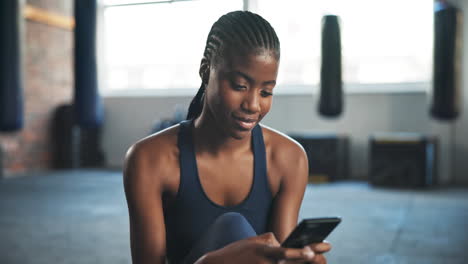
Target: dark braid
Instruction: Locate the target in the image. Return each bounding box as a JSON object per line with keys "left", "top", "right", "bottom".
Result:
{"left": 186, "top": 11, "right": 280, "bottom": 120}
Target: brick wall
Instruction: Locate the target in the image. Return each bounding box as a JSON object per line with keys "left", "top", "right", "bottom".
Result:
{"left": 0, "top": 0, "right": 73, "bottom": 176}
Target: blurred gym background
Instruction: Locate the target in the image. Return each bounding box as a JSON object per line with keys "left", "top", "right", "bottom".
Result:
{"left": 1, "top": 0, "right": 467, "bottom": 263}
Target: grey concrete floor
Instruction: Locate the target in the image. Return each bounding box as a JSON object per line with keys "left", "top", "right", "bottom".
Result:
{"left": 0, "top": 170, "right": 467, "bottom": 264}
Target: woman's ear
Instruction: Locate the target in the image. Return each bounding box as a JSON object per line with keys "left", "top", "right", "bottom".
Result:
{"left": 199, "top": 58, "right": 210, "bottom": 85}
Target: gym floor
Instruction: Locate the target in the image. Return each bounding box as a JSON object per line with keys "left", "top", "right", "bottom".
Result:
{"left": 1, "top": 170, "right": 467, "bottom": 264}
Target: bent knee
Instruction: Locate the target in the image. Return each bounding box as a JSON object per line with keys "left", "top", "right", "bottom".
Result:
{"left": 213, "top": 212, "right": 250, "bottom": 229}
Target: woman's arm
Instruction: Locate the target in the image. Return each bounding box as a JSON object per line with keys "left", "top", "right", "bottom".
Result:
{"left": 268, "top": 139, "right": 332, "bottom": 264}
{"left": 268, "top": 142, "right": 309, "bottom": 242}
{"left": 123, "top": 143, "right": 168, "bottom": 264}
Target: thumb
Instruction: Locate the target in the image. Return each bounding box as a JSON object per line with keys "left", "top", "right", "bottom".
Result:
{"left": 262, "top": 245, "right": 315, "bottom": 261}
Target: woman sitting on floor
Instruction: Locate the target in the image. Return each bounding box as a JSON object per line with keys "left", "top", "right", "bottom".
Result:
{"left": 123, "top": 10, "right": 332, "bottom": 264}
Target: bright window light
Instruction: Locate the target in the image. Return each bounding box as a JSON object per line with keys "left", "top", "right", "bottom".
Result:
{"left": 101, "top": 0, "right": 433, "bottom": 93}
{"left": 101, "top": 0, "right": 243, "bottom": 92}
{"left": 257, "top": 0, "right": 433, "bottom": 88}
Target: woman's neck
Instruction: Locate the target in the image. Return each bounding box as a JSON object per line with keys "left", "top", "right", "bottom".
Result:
{"left": 193, "top": 110, "right": 252, "bottom": 157}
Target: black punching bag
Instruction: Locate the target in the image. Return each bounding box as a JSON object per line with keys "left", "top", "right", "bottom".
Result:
{"left": 319, "top": 15, "right": 343, "bottom": 118}
{"left": 430, "top": 3, "right": 461, "bottom": 120}
{"left": 74, "top": 0, "right": 104, "bottom": 128}
{"left": 0, "top": 0, "right": 24, "bottom": 132}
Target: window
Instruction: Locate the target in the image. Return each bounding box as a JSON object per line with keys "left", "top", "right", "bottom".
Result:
{"left": 100, "top": 0, "right": 243, "bottom": 92}
{"left": 100, "top": 0, "right": 433, "bottom": 94}
{"left": 257, "top": 0, "right": 433, "bottom": 91}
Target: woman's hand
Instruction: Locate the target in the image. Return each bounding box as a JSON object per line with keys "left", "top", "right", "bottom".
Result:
{"left": 299, "top": 241, "right": 332, "bottom": 264}
{"left": 196, "top": 233, "right": 316, "bottom": 264}
{"left": 279, "top": 240, "right": 332, "bottom": 264}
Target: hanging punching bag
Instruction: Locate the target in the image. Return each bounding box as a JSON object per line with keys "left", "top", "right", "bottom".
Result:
{"left": 0, "top": 0, "right": 24, "bottom": 132}
{"left": 430, "top": 2, "right": 461, "bottom": 120}
{"left": 319, "top": 15, "right": 343, "bottom": 118}
{"left": 74, "top": 0, "right": 104, "bottom": 128}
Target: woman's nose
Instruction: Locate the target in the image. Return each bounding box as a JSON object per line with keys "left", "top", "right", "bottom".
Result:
{"left": 241, "top": 90, "right": 261, "bottom": 114}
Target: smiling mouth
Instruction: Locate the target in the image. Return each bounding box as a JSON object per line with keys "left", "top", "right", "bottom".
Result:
{"left": 232, "top": 115, "right": 257, "bottom": 130}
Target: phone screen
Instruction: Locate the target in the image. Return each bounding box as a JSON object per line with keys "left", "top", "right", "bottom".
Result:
{"left": 281, "top": 217, "right": 341, "bottom": 248}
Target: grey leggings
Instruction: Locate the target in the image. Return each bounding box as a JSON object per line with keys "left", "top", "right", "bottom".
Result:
{"left": 183, "top": 212, "right": 257, "bottom": 264}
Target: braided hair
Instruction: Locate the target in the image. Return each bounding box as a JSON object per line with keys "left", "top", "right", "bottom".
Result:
{"left": 186, "top": 11, "right": 280, "bottom": 120}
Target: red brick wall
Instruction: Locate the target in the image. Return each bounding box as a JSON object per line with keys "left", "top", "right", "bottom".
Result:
{"left": 0, "top": 0, "right": 73, "bottom": 176}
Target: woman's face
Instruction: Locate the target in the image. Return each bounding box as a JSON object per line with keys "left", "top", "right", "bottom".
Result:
{"left": 204, "top": 49, "right": 279, "bottom": 140}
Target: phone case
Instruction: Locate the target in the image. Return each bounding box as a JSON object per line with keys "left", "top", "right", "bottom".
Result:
{"left": 281, "top": 217, "right": 341, "bottom": 248}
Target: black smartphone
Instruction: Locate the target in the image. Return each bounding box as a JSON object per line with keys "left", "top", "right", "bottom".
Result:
{"left": 281, "top": 217, "right": 341, "bottom": 248}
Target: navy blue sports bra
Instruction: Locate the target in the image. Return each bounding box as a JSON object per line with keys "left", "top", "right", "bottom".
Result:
{"left": 164, "top": 120, "right": 273, "bottom": 264}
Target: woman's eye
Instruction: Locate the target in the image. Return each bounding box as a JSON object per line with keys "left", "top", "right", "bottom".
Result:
{"left": 261, "top": 90, "right": 273, "bottom": 97}
{"left": 231, "top": 82, "right": 247, "bottom": 90}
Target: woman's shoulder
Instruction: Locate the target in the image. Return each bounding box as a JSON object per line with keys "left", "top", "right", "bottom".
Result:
{"left": 129, "top": 123, "right": 180, "bottom": 159}
{"left": 260, "top": 124, "right": 308, "bottom": 170}
{"left": 124, "top": 124, "right": 181, "bottom": 185}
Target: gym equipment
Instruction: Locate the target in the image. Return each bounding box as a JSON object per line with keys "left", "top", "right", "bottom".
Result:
{"left": 0, "top": 144, "right": 3, "bottom": 178}
{"left": 74, "top": 0, "right": 104, "bottom": 128}
{"left": 51, "top": 105, "right": 79, "bottom": 168}
{"left": 51, "top": 104, "right": 105, "bottom": 169}
{"left": 319, "top": 15, "right": 343, "bottom": 118}
{"left": 369, "top": 133, "right": 437, "bottom": 188}
{"left": 430, "top": 2, "right": 462, "bottom": 120}
{"left": 288, "top": 133, "right": 349, "bottom": 182}
{"left": 0, "top": 0, "right": 24, "bottom": 132}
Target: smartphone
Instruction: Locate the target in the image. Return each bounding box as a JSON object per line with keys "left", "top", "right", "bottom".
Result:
{"left": 281, "top": 217, "right": 341, "bottom": 248}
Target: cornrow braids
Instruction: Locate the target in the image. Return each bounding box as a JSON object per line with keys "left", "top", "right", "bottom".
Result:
{"left": 186, "top": 10, "right": 280, "bottom": 120}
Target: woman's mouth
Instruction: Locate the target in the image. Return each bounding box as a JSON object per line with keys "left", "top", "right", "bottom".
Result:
{"left": 232, "top": 115, "right": 257, "bottom": 130}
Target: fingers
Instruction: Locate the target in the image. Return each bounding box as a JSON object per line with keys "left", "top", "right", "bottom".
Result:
{"left": 252, "top": 234, "right": 331, "bottom": 263}
{"left": 249, "top": 232, "right": 280, "bottom": 246}
{"left": 279, "top": 254, "right": 327, "bottom": 264}
{"left": 283, "top": 246, "right": 315, "bottom": 260}
{"left": 307, "top": 241, "right": 332, "bottom": 254}
{"left": 262, "top": 244, "right": 315, "bottom": 262}
{"left": 311, "top": 253, "right": 327, "bottom": 264}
